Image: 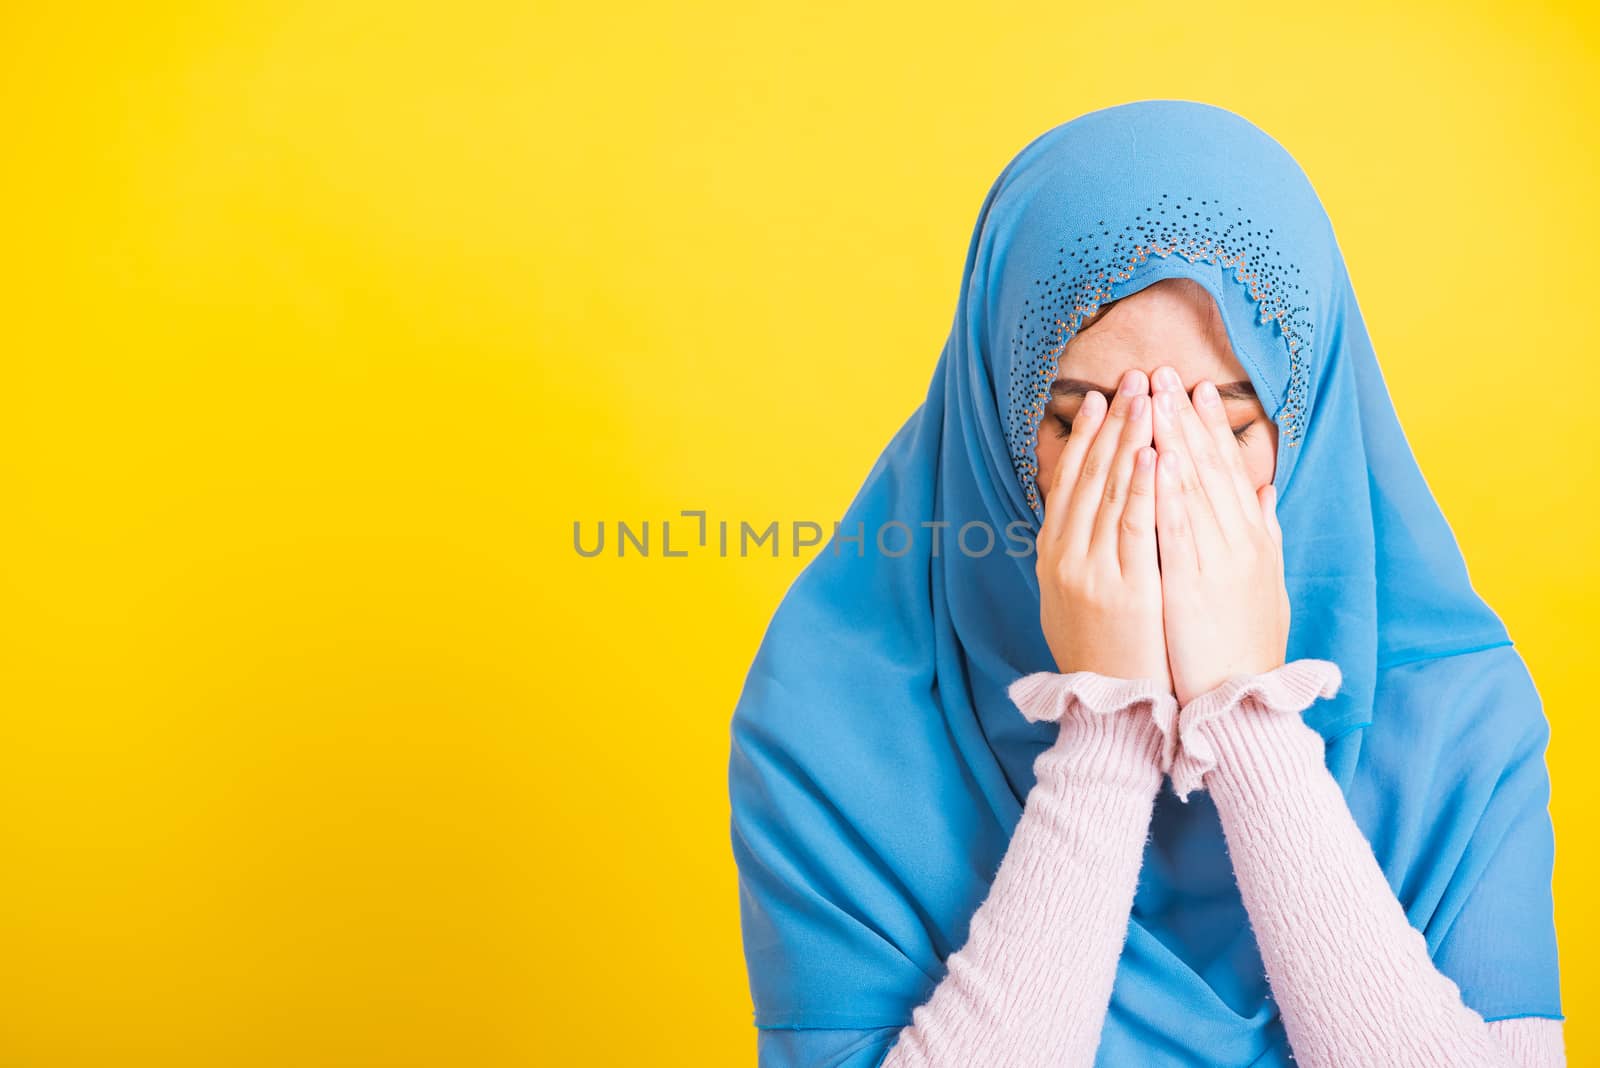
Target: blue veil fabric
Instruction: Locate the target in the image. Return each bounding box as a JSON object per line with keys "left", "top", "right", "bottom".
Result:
{"left": 727, "top": 100, "right": 1562, "bottom": 1067}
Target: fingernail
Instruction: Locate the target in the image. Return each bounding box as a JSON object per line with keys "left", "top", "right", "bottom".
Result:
{"left": 1197, "top": 380, "right": 1220, "bottom": 408}
{"left": 1120, "top": 369, "right": 1142, "bottom": 395}
{"left": 1130, "top": 394, "right": 1146, "bottom": 417}
{"left": 1157, "top": 390, "right": 1174, "bottom": 414}
{"left": 1155, "top": 367, "right": 1181, "bottom": 391}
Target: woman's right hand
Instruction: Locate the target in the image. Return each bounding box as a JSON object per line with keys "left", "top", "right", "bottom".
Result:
{"left": 1035, "top": 367, "right": 1170, "bottom": 689}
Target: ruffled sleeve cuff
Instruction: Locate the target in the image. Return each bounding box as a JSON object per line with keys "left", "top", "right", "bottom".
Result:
{"left": 1007, "top": 671, "right": 1176, "bottom": 791}
{"left": 1008, "top": 671, "right": 1179, "bottom": 726}
{"left": 1168, "top": 658, "right": 1343, "bottom": 802}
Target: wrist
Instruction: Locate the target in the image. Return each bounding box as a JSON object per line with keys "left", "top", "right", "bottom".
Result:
{"left": 1166, "top": 658, "right": 1343, "bottom": 802}
{"left": 1009, "top": 670, "right": 1174, "bottom": 794}
{"left": 1043, "top": 704, "right": 1167, "bottom": 792}
{"left": 1176, "top": 653, "right": 1288, "bottom": 707}
{"left": 1199, "top": 695, "right": 1326, "bottom": 803}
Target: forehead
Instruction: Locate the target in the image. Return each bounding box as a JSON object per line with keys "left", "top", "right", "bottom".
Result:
{"left": 1056, "top": 280, "right": 1250, "bottom": 388}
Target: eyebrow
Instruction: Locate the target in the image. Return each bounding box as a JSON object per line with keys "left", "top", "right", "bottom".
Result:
{"left": 1049, "top": 377, "right": 1258, "bottom": 402}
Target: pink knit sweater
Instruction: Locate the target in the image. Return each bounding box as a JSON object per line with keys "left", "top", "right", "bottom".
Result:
{"left": 880, "top": 660, "right": 1566, "bottom": 1068}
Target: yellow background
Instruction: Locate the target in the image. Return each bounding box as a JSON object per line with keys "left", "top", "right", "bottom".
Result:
{"left": 2, "top": 2, "right": 1594, "bottom": 1065}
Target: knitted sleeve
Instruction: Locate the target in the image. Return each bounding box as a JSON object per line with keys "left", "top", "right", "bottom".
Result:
{"left": 1181, "top": 659, "right": 1567, "bottom": 1068}
{"left": 877, "top": 672, "right": 1173, "bottom": 1068}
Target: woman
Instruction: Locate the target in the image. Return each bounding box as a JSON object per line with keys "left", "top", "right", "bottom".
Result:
{"left": 727, "top": 100, "right": 1564, "bottom": 1067}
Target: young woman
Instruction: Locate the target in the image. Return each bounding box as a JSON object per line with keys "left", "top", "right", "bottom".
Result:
{"left": 727, "top": 100, "right": 1565, "bottom": 1067}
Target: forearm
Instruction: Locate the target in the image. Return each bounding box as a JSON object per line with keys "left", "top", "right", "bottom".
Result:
{"left": 883, "top": 675, "right": 1167, "bottom": 1068}
{"left": 1193, "top": 667, "right": 1521, "bottom": 1067}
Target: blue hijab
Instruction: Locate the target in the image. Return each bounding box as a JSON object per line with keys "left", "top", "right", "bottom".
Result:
{"left": 728, "top": 100, "right": 1562, "bottom": 1067}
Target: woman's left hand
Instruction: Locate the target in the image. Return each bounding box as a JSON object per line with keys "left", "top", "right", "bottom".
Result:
{"left": 1148, "top": 365, "right": 1291, "bottom": 707}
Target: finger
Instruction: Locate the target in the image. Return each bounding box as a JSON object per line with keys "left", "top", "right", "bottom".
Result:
{"left": 1259, "top": 480, "right": 1284, "bottom": 565}
{"left": 1190, "top": 378, "right": 1263, "bottom": 528}
{"left": 1155, "top": 448, "right": 1199, "bottom": 577}
{"left": 1151, "top": 375, "right": 1226, "bottom": 563}
{"left": 1164, "top": 373, "right": 1250, "bottom": 543}
{"left": 1064, "top": 368, "right": 1147, "bottom": 560}
{"left": 1089, "top": 390, "right": 1151, "bottom": 562}
{"left": 1040, "top": 387, "right": 1107, "bottom": 545}
{"left": 1118, "top": 445, "right": 1158, "bottom": 580}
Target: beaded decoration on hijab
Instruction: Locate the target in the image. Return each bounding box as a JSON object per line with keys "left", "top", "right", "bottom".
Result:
{"left": 1006, "top": 192, "right": 1314, "bottom": 516}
